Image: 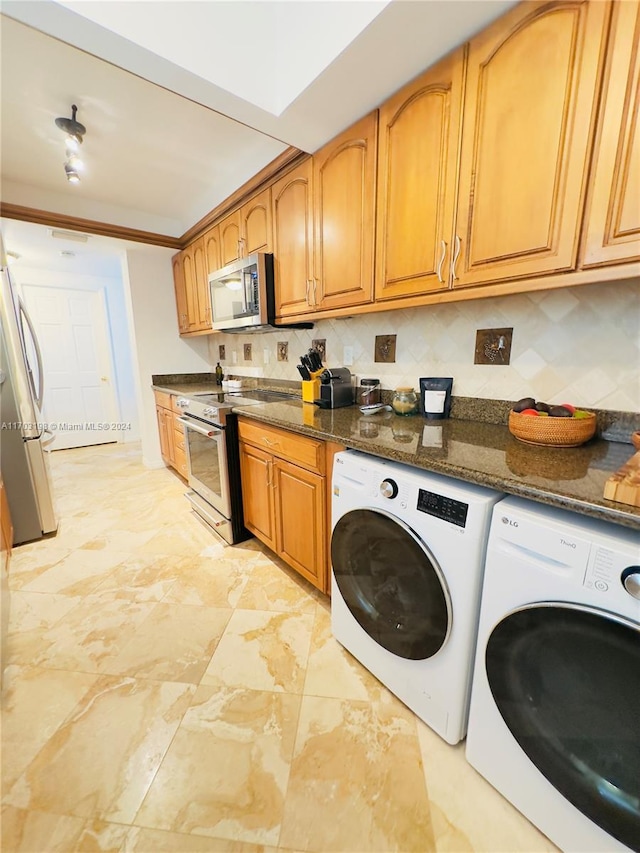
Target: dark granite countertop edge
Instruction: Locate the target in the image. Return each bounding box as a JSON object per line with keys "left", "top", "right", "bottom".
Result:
{"left": 230, "top": 404, "right": 640, "bottom": 531}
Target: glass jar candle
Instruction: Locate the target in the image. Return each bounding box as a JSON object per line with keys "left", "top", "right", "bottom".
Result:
{"left": 392, "top": 387, "right": 418, "bottom": 416}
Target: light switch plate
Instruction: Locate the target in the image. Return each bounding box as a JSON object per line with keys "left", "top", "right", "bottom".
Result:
{"left": 343, "top": 346, "right": 354, "bottom": 366}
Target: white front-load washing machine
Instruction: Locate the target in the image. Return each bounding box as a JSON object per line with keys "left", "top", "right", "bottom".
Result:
{"left": 466, "top": 496, "right": 640, "bottom": 853}
{"left": 330, "top": 450, "right": 504, "bottom": 744}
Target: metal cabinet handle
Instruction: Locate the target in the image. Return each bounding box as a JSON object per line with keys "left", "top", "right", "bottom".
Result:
{"left": 313, "top": 278, "right": 318, "bottom": 306}
{"left": 437, "top": 240, "right": 447, "bottom": 283}
{"left": 262, "top": 437, "right": 280, "bottom": 447}
{"left": 451, "top": 235, "right": 461, "bottom": 281}
{"left": 306, "top": 280, "right": 313, "bottom": 306}
{"left": 266, "top": 460, "right": 272, "bottom": 487}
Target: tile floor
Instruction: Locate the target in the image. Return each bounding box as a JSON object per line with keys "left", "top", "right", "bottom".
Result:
{"left": 2, "top": 442, "right": 558, "bottom": 853}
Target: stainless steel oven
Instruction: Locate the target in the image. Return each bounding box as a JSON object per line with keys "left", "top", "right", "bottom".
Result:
{"left": 174, "top": 389, "right": 294, "bottom": 544}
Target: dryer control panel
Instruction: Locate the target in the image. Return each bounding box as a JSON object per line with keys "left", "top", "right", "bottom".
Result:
{"left": 418, "top": 489, "right": 468, "bottom": 528}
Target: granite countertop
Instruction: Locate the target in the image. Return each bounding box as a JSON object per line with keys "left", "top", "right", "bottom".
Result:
{"left": 151, "top": 376, "right": 640, "bottom": 530}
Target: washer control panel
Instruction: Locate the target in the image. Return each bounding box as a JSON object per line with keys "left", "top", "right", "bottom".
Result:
{"left": 417, "top": 489, "right": 468, "bottom": 528}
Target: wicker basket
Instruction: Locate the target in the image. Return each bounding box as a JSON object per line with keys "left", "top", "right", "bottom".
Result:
{"left": 508, "top": 410, "right": 596, "bottom": 447}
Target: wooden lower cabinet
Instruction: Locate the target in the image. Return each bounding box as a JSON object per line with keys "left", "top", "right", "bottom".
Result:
{"left": 154, "top": 391, "right": 188, "bottom": 478}
{"left": 238, "top": 417, "right": 343, "bottom": 594}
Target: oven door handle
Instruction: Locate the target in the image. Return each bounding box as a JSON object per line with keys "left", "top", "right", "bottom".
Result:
{"left": 177, "top": 416, "right": 222, "bottom": 438}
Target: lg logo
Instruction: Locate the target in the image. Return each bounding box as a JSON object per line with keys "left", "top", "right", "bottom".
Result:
{"left": 561, "top": 539, "right": 577, "bottom": 549}
{"left": 501, "top": 517, "right": 518, "bottom": 527}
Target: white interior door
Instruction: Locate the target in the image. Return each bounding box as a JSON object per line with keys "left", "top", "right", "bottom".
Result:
{"left": 21, "top": 285, "right": 120, "bottom": 450}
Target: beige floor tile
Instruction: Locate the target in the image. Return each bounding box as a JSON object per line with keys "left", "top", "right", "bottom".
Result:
{"left": 415, "top": 721, "right": 559, "bottom": 853}
{"left": 23, "top": 595, "right": 156, "bottom": 673}
{"left": 279, "top": 695, "right": 434, "bottom": 853}
{"left": 1, "top": 666, "right": 98, "bottom": 792}
{"left": 73, "top": 818, "right": 131, "bottom": 852}
{"left": 135, "top": 685, "right": 301, "bottom": 847}
{"left": 91, "top": 555, "right": 191, "bottom": 603}
{"left": 125, "top": 825, "right": 278, "bottom": 851}
{"left": 79, "top": 526, "right": 159, "bottom": 552}
{"left": 133, "top": 521, "right": 221, "bottom": 557}
{"left": 100, "top": 602, "right": 232, "bottom": 683}
{"left": 20, "top": 549, "right": 135, "bottom": 596}
{"left": 200, "top": 609, "right": 314, "bottom": 693}
{"left": 162, "top": 555, "right": 252, "bottom": 609}
{"left": 5, "top": 676, "right": 195, "bottom": 824}
{"left": 8, "top": 545, "right": 72, "bottom": 591}
{"left": 303, "top": 602, "right": 399, "bottom": 702}
{"left": 7, "top": 591, "right": 83, "bottom": 668}
{"left": 235, "top": 559, "right": 318, "bottom": 615}
{"left": 1, "top": 805, "right": 86, "bottom": 852}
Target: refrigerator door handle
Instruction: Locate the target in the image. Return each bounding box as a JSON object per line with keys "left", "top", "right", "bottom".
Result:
{"left": 18, "top": 298, "right": 44, "bottom": 408}
{"left": 42, "top": 429, "right": 56, "bottom": 448}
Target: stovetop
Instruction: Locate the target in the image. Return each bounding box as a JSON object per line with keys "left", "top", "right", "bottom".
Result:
{"left": 176, "top": 389, "right": 296, "bottom": 425}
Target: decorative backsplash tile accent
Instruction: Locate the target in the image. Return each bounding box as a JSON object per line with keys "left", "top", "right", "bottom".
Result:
{"left": 209, "top": 280, "right": 640, "bottom": 411}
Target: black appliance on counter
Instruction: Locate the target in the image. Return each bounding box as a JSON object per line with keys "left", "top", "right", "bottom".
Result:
{"left": 174, "top": 389, "right": 294, "bottom": 544}
{"left": 316, "top": 367, "right": 355, "bottom": 409}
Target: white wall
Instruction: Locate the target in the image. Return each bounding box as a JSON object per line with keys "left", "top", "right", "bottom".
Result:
{"left": 11, "top": 264, "right": 139, "bottom": 440}
{"left": 122, "top": 245, "right": 210, "bottom": 467}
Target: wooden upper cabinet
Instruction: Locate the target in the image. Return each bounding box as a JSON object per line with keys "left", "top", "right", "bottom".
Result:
{"left": 241, "top": 187, "right": 272, "bottom": 255}
{"left": 220, "top": 211, "right": 242, "bottom": 266}
{"left": 271, "top": 159, "right": 314, "bottom": 318}
{"left": 452, "top": 0, "right": 611, "bottom": 289}
{"left": 203, "top": 225, "right": 221, "bottom": 275}
{"left": 313, "top": 112, "right": 377, "bottom": 311}
{"left": 181, "top": 244, "right": 200, "bottom": 332}
{"left": 582, "top": 0, "right": 640, "bottom": 268}
{"left": 375, "top": 49, "right": 466, "bottom": 301}
{"left": 191, "top": 238, "right": 210, "bottom": 328}
{"left": 172, "top": 251, "right": 189, "bottom": 334}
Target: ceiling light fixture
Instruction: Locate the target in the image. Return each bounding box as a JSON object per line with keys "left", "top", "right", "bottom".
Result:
{"left": 49, "top": 229, "right": 89, "bottom": 243}
{"left": 55, "top": 104, "right": 86, "bottom": 184}
{"left": 6, "top": 251, "right": 20, "bottom": 265}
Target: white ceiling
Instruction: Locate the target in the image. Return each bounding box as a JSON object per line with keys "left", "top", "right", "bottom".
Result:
{"left": 1, "top": 0, "right": 517, "bottom": 243}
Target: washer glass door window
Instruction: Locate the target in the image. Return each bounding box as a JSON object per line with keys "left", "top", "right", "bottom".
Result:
{"left": 485, "top": 603, "right": 640, "bottom": 851}
{"left": 331, "top": 508, "right": 451, "bottom": 660}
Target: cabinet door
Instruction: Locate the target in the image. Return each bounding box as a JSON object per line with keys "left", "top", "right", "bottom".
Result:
{"left": 220, "top": 211, "right": 242, "bottom": 266}
{"left": 313, "top": 112, "right": 377, "bottom": 311}
{"left": 181, "top": 244, "right": 200, "bottom": 332}
{"left": 271, "top": 159, "right": 314, "bottom": 318}
{"left": 375, "top": 49, "right": 465, "bottom": 301}
{"left": 203, "top": 225, "right": 221, "bottom": 275}
{"left": 192, "top": 238, "right": 210, "bottom": 329}
{"left": 241, "top": 187, "right": 272, "bottom": 255}
{"left": 239, "top": 442, "right": 277, "bottom": 551}
{"left": 582, "top": 0, "right": 640, "bottom": 267}
{"left": 156, "top": 406, "right": 172, "bottom": 463}
{"left": 172, "top": 251, "right": 189, "bottom": 334}
{"left": 453, "top": 0, "right": 610, "bottom": 288}
{"left": 274, "top": 459, "right": 325, "bottom": 591}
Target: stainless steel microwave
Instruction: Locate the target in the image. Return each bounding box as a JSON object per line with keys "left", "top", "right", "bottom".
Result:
{"left": 208, "top": 252, "right": 312, "bottom": 333}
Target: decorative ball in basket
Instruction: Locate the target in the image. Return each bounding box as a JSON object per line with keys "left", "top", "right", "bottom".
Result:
{"left": 508, "top": 397, "right": 596, "bottom": 447}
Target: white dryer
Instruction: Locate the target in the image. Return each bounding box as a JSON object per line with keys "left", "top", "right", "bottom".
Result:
{"left": 330, "top": 450, "right": 504, "bottom": 744}
{"left": 466, "top": 496, "right": 640, "bottom": 853}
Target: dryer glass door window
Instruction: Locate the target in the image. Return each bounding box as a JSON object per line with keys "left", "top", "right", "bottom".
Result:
{"left": 485, "top": 604, "right": 640, "bottom": 851}
{"left": 331, "top": 508, "right": 451, "bottom": 660}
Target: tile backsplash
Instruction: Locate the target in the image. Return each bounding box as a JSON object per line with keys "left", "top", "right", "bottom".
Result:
{"left": 209, "top": 280, "right": 640, "bottom": 411}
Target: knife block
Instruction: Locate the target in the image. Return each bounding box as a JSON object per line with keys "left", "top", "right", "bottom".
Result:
{"left": 302, "top": 372, "right": 322, "bottom": 403}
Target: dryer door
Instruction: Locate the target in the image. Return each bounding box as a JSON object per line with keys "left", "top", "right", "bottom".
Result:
{"left": 331, "top": 508, "right": 451, "bottom": 660}
{"left": 485, "top": 603, "right": 640, "bottom": 851}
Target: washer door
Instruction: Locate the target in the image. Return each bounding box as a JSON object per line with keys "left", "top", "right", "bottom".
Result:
{"left": 331, "top": 508, "right": 451, "bottom": 660}
{"left": 485, "top": 603, "right": 640, "bottom": 851}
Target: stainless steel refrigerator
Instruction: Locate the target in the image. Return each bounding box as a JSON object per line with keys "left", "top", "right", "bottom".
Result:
{"left": 0, "top": 259, "right": 57, "bottom": 544}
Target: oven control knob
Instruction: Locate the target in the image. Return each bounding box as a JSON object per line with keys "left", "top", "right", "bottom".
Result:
{"left": 380, "top": 478, "right": 398, "bottom": 499}
{"left": 176, "top": 398, "right": 189, "bottom": 408}
{"left": 203, "top": 406, "right": 214, "bottom": 417}
{"left": 622, "top": 567, "right": 640, "bottom": 600}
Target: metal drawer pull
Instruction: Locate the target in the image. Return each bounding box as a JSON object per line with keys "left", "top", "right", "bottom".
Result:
{"left": 452, "top": 235, "right": 461, "bottom": 281}
{"left": 262, "top": 437, "right": 280, "bottom": 447}
{"left": 437, "top": 240, "right": 447, "bottom": 283}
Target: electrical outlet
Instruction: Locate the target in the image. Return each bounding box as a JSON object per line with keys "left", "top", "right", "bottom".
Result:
{"left": 232, "top": 351, "right": 237, "bottom": 364}
{"left": 263, "top": 348, "right": 270, "bottom": 364}
{"left": 343, "top": 345, "right": 354, "bottom": 366}
{"left": 474, "top": 328, "right": 513, "bottom": 365}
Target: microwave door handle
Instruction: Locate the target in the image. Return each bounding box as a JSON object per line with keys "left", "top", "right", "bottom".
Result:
{"left": 242, "top": 272, "right": 250, "bottom": 314}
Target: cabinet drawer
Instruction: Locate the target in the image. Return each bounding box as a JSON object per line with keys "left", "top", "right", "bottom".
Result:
{"left": 238, "top": 418, "right": 325, "bottom": 474}
{"left": 154, "top": 390, "right": 172, "bottom": 409}
{"left": 173, "top": 425, "right": 186, "bottom": 454}
{"left": 173, "top": 446, "right": 188, "bottom": 478}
